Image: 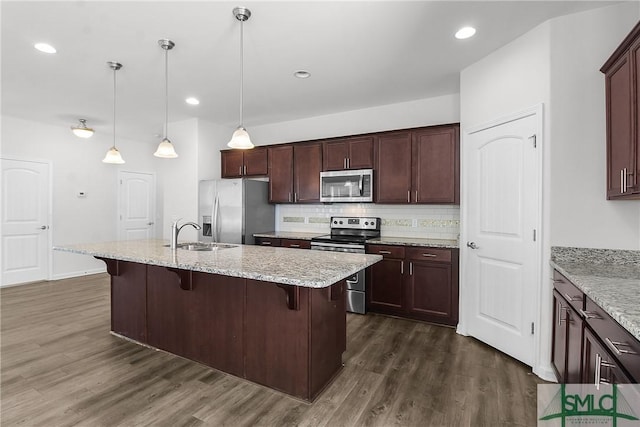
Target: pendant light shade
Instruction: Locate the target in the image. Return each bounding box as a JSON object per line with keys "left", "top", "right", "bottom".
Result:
{"left": 71, "top": 119, "right": 94, "bottom": 138}
{"left": 227, "top": 7, "right": 254, "bottom": 150}
{"left": 103, "top": 61, "right": 125, "bottom": 164}
{"left": 154, "top": 39, "right": 178, "bottom": 158}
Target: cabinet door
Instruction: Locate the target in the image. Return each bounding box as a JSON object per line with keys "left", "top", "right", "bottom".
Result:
{"left": 268, "top": 145, "right": 294, "bottom": 203}
{"left": 221, "top": 150, "right": 244, "bottom": 178}
{"left": 367, "top": 258, "right": 404, "bottom": 313}
{"left": 243, "top": 147, "right": 268, "bottom": 176}
{"left": 293, "top": 143, "right": 322, "bottom": 203}
{"left": 255, "top": 237, "right": 281, "bottom": 247}
{"left": 374, "top": 131, "right": 412, "bottom": 203}
{"left": 412, "top": 126, "right": 459, "bottom": 204}
{"left": 407, "top": 260, "right": 455, "bottom": 325}
{"left": 281, "top": 238, "right": 311, "bottom": 249}
{"left": 566, "top": 304, "right": 584, "bottom": 383}
{"left": 583, "top": 327, "right": 633, "bottom": 385}
{"left": 552, "top": 290, "right": 568, "bottom": 382}
{"left": 323, "top": 140, "right": 349, "bottom": 171}
{"left": 631, "top": 37, "right": 640, "bottom": 193}
{"left": 606, "top": 53, "right": 634, "bottom": 198}
{"left": 347, "top": 137, "right": 374, "bottom": 170}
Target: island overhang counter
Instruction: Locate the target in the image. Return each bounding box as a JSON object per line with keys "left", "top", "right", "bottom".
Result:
{"left": 55, "top": 239, "right": 382, "bottom": 401}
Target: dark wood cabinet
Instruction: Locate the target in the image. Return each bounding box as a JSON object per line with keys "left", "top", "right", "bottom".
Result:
{"left": 323, "top": 136, "right": 373, "bottom": 171}
{"left": 552, "top": 290, "right": 583, "bottom": 383}
{"left": 601, "top": 21, "right": 640, "bottom": 199}
{"left": 366, "top": 244, "right": 405, "bottom": 315}
{"left": 221, "top": 147, "right": 268, "bottom": 178}
{"left": 268, "top": 145, "right": 294, "bottom": 203}
{"left": 583, "top": 327, "right": 633, "bottom": 385}
{"left": 374, "top": 125, "right": 460, "bottom": 204}
{"left": 254, "top": 237, "right": 282, "bottom": 247}
{"left": 281, "top": 238, "right": 311, "bottom": 249}
{"left": 268, "top": 143, "right": 322, "bottom": 203}
{"left": 293, "top": 143, "right": 323, "bottom": 203}
{"left": 366, "top": 244, "right": 459, "bottom": 326}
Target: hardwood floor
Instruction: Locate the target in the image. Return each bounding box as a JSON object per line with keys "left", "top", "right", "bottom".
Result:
{"left": 1, "top": 274, "right": 542, "bottom": 426}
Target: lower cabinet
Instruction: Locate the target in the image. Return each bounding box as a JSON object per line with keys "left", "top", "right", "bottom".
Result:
{"left": 254, "top": 237, "right": 311, "bottom": 249}
{"left": 551, "top": 269, "right": 640, "bottom": 384}
{"left": 366, "top": 244, "right": 459, "bottom": 326}
{"left": 255, "top": 237, "right": 281, "bottom": 247}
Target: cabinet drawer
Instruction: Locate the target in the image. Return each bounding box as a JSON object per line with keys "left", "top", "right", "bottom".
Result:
{"left": 366, "top": 244, "right": 405, "bottom": 259}
{"left": 553, "top": 270, "right": 585, "bottom": 312}
{"left": 405, "top": 247, "right": 451, "bottom": 263}
{"left": 255, "top": 237, "right": 281, "bottom": 247}
{"left": 281, "top": 239, "right": 311, "bottom": 249}
{"left": 585, "top": 297, "right": 640, "bottom": 382}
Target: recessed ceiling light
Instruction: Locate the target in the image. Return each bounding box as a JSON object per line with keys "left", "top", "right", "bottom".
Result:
{"left": 294, "top": 70, "right": 311, "bottom": 79}
{"left": 185, "top": 97, "right": 200, "bottom": 105}
{"left": 34, "top": 43, "right": 57, "bottom": 54}
{"left": 455, "top": 27, "right": 476, "bottom": 40}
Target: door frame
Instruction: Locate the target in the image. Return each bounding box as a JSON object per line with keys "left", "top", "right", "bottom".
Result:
{"left": 0, "top": 155, "right": 53, "bottom": 286}
{"left": 458, "top": 104, "right": 553, "bottom": 381}
{"left": 117, "top": 170, "right": 157, "bottom": 240}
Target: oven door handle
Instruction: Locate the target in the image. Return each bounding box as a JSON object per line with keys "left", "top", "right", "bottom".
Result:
{"left": 311, "top": 241, "right": 364, "bottom": 251}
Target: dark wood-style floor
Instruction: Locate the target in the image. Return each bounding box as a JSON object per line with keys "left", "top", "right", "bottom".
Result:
{"left": 1, "top": 274, "right": 541, "bottom": 426}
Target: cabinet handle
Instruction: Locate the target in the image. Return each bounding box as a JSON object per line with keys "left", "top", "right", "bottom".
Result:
{"left": 378, "top": 250, "right": 391, "bottom": 254}
{"left": 409, "top": 262, "right": 413, "bottom": 275}
{"left": 344, "top": 158, "right": 347, "bottom": 169}
{"left": 243, "top": 165, "right": 247, "bottom": 175}
{"left": 288, "top": 193, "right": 292, "bottom": 203}
{"left": 294, "top": 193, "right": 298, "bottom": 203}
{"left": 261, "top": 241, "right": 272, "bottom": 246}
{"left": 407, "top": 190, "right": 411, "bottom": 203}
{"left": 415, "top": 190, "right": 418, "bottom": 203}
{"left": 563, "top": 293, "right": 582, "bottom": 303}
{"left": 557, "top": 303, "right": 567, "bottom": 326}
{"left": 594, "top": 354, "right": 615, "bottom": 387}
{"left": 239, "top": 166, "right": 243, "bottom": 176}
{"left": 347, "top": 158, "right": 350, "bottom": 169}
{"left": 400, "top": 261, "right": 404, "bottom": 275}
{"left": 422, "top": 253, "right": 437, "bottom": 257}
{"left": 604, "top": 337, "right": 638, "bottom": 356}
{"left": 289, "top": 244, "right": 300, "bottom": 248}
{"left": 579, "top": 309, "right": 602, "bottom": 320}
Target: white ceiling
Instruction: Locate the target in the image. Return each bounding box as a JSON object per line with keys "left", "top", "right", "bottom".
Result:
{"left": 1, "top": 1, "right": 615, "bottom": 144}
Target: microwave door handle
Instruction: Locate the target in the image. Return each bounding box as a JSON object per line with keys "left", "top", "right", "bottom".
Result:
{"left": 359, "top": 174, "right": 363, "bottom": 196}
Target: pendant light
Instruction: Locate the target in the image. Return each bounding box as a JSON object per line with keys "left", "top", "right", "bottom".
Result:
{"left": 71, "top": 119, "right": 94, "bottom": 138}
{"left": 227, "top": 7, "right": 254, "bottom": 150}
{"left": 103, "top": 62, "right": 125, "bottom": 164}
{"left": 154, "top": 39, "right": 178, "bottom": 158}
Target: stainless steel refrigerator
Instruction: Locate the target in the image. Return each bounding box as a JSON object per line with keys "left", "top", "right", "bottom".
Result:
{"left": 198, "top": 179, "right": 274, "bottom": 245}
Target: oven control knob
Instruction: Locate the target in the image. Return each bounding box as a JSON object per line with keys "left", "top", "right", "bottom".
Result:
{"left": 333, "top": 220, "right": 338, "bottom": 224}
{"left": 365, "top": 221, "right": 369, "bottom": 225}
{"left": 339, "top": 221, "right": 343, "bottom": 224}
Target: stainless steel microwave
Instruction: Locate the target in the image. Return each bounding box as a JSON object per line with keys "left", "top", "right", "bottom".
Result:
{"left": 320, "top": 169, "right": 373, "bottom": 203}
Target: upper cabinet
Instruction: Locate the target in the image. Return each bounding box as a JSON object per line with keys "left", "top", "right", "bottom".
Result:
{"left": 322, "top": 136, "right": 373, "bottom": 171}
{"left": 374, "top": 124, "right": 460, "bottom": 204}
{"left": 268, "top": 143, "right": 322, "bottom": 203}
{"left": 601, "top": 21, "right": 640, "bottom": 199}
{"left": 221, "top": 147, "right": 268, "bottom": 178}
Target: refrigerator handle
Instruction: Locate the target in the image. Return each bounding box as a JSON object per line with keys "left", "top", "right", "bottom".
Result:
{"left": 212, "top": 194, "right": 219, "bottom": 242}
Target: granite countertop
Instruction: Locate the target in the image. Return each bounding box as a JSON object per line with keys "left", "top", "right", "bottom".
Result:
{"left": 551, "top": 247, "right": 640, "bottom": 342}
{"left": 253, "top": 232, "right": 460, "bottom": 248}
{"left": 253, "top": 231, "right": 324, "bottom": 240}
{"left": 54, "top": 239, "right": 382, "bottom": 289}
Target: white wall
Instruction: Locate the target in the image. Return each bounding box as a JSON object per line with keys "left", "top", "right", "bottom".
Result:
{"left": 250, "top": 94, "right": 459, "bottom": 145}
{"left": 459, "top": 21, "right": 553, "bottom": 380}
{"left": 550, "top": 2, "right": 640, "bottom": 250}
{"left": 1, "top": 115, "right": 159, "bottom": 279}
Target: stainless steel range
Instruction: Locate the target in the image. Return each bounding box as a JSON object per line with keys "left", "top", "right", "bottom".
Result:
{"left": 311, "top": 216, "right": 381, "bottom": 314}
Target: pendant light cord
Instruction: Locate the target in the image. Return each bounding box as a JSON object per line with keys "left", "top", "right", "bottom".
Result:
{"left": 113, "top": 66, "right": 117, "bottom": 149}
{"left": 239, "top": 18, "right": 244, "bottom": 128}
{"left": 164, "top": 46, "right": 169, "bottom": 140}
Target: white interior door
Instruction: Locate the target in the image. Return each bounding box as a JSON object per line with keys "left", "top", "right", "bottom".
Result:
{"left": 1, "top": 158, "right": 50, "bottom": 286}
{"left": 463, "top": 110, "right": 540, "bottom": 366}
{"left": 118, "top": 171, "right": 156, "bottom": 240}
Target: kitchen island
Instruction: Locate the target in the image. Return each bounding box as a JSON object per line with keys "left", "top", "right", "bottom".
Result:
{"left": 55, "top": 239, "right": 382, "bottom": 401}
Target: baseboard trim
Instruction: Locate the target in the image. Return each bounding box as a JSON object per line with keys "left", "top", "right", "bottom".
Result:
{"left": 51, "top": 268, "right": 106, "bottom": 281}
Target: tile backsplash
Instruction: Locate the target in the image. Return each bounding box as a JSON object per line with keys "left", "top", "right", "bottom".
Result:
{"left": 276, "top": 204, "right": 460, "bottom": 240}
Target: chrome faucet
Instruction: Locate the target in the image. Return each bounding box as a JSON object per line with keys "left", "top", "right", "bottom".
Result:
{"left": 171, "top": 219, "right": 202, "bottom": 249}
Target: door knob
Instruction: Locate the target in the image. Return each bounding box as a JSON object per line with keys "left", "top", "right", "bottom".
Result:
{"left": 147, "top": 222, "right": 155, "bottom": 225}
{"left": 466, "top": 241, "right": 478, "bottom": 249}
{"left": 37, "top": 225, "right": 49, "bottom": 230}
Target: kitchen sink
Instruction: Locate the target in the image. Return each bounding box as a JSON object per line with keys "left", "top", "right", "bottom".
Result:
{"left": 164, "top": 242, "right": 238, "bottom": 251}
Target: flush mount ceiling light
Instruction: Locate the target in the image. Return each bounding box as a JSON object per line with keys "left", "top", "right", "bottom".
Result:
{"left": 103, "top": 62, "right": 125, "bottom": 164}
{"left": 34, "top": 42, "right": 56, "bottom": 54}
{"left": 185, "top": 97, "right": 200, "bottom": 105}
{"left": 71, "top": 119, "right": 94, "bottom": 138}
{"left": 154, "top": 39, "right": 179, "bottom": 158}
{"left": 294, "top": 70, "right": 311, "bottom": 79}
{"left": 455, "top": 26, "right": 476, "bottom": 40}
{"left": 227, "top": 7, "right": 254, "bottom": 150}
